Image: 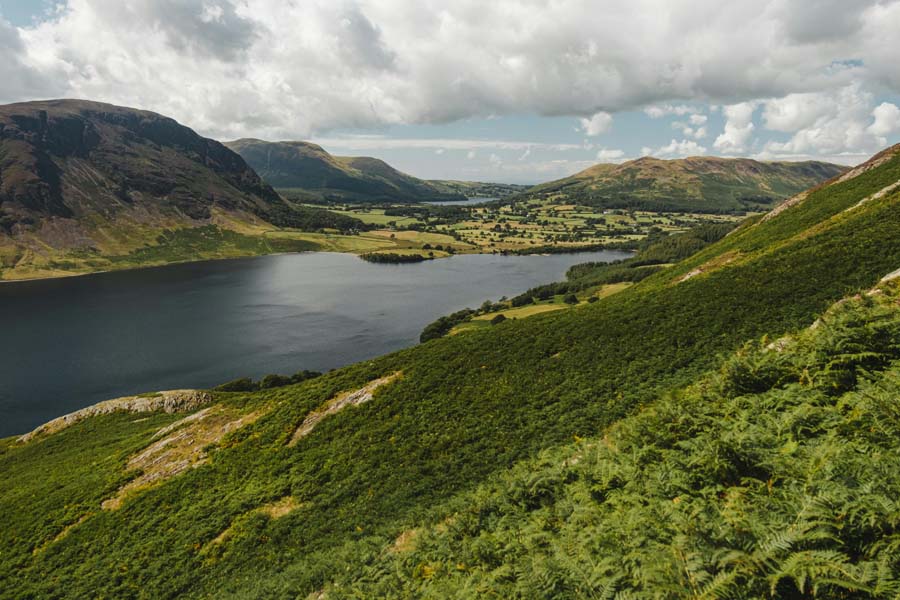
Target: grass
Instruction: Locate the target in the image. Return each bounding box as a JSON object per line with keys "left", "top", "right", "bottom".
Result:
{"left": 453, "top": 283, "right": 634, "bottom": 334}
{"left": 472, "top": 303, "right": 567, "bottom": 320}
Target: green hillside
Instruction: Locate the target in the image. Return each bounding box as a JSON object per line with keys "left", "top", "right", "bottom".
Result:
{"left": 225, "top": 139, "right": 466, "bottom": 203}
{"left": 525, "top": 155, "right": 848, "bottom": 213}
{"left": 2, "top": 144, "right": 899, "bottom": 598}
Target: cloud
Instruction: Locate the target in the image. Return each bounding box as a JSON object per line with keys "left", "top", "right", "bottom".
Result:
{"left": 714, "top": 102, "right": 758, "bottom": 153}
{"left": 672, "top": 120, "right": 707, "bottom": 139}
{"left": 761, "top": 84, "right": 892, "bottom": 156}
{"left": 869, "top": 102, "right": 900, "bottom": 137}
{"left": 762, "top": 92, "right": 837, "bottom": 132}
{"left": 645, "top": 139, "right": 707, "bottom": 157}
{"left": 579, "top": 111, "right": 612, "bottom": 136}
{"left": 0, "top": 0, "right": 897, "bottom": 141}
{"left": 596, "top": 148, "right": 625, "bottom": 162}
{"left": 777, "top": 0, "right": 879, "bottom": 44}
{"left": 644, "top": 104, "right": 694, "bottom": 118}
{"left": 0, "top": 17, "right": 61, "bottom": 103}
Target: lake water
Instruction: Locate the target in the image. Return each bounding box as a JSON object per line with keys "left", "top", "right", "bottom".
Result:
{"left": 425, "top": 196, "right": 498, "bottom": 206}
{"left": 0, "top": 250, "right": 630, "bottom": 437}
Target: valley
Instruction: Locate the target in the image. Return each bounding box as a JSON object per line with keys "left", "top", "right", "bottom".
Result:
{"left": 3, "top": 3, "right": 900, "bottom": 598}
{"left": 0, "top": 99, "right": 846, "bottom": 281}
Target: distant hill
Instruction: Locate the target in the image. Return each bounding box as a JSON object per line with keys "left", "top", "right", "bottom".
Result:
{"left": 427, "top": 180, "right": 529, "bottom": 199}
{"left": 526, "top": 155, "right": 848, "bottom": 212}
{"left": 226, "top": 139, "right": 466, "bottom": 203}
{"left": 0, "top": 100, "right": 366, "bottom": 279}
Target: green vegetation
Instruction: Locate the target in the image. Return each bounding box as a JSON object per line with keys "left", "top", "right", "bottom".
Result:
{"left": 107, "top": 226, "right": 315, "bottom": 265}
{"left": 322, "top": 199, "right": 743, "bottom": 255}
{"left": 259, "top": 204, "right": 371, "bottom": 233}
{"left": 331, "top": 282, "right": 900, "bottom": 598}
{"left": 359, "top": 251, "right": 432, "bottom": 264}
{"left": 216, "top": 370, "right": 321, "bottom": 392}
{"left": 1, "top": 145, "right": 898, "bottom": 598}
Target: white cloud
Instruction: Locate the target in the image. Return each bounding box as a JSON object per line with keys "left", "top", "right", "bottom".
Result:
{"left": 672, "top": 121, "right": 708, "bottom": 139}
{"left": 2, "top": 0, "right": 898, "bottom": 141}
{"left": 714, "top": 102, "right": 758, "bottom": 153}
{"left": 644, "top": 104, "right": 694, "bottom": 118}
{"left": 596, "top": 148, "right": 625, "bottom": 161}
{"left": 761, "top": 84, "right": 892, "bottom": 156}
{"left": 646, "top": 139, "right": 707, "bottom": 157}
{"left": 869, "top": 102, "right": 900, "bottom": 137}
{"left": 689, "top": 114, "right": 707, "bottom": 126}
{"left": 0, "top": 17, "right": 61, "bottom": 103}
{"left": 762, "top": 93, "right": 836, "bottom": 132}
{"left": 466, "top": 150, "right": 477, "bottom": 159}
{"left": 579, "top": 111, "right": 613, "bottom": 136}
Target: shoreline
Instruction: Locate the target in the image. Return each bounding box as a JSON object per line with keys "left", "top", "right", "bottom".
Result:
{"left": 0, "top": 245, "right": 632, "bottom": 285}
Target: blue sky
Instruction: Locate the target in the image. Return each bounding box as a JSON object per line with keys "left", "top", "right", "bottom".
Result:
{"left": 2, "top": 0, "right": 900, "bottom": 183}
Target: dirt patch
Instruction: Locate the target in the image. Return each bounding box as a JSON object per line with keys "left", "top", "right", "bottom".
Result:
{"left": 288, "top": 372, "right": 402, "bottom": 445}
{"left": 846, "top": 179, "right": 900, "bottom": 212}
{"left": 834, "top": 148, "right": 897, "bottom": 184}
{"left": 676, "top": 251, "right": 741, "bottom": 284}
{"left": 18, "top": 389, "right": 213, "bottom": 443}
{"left": 881, "top": 268, "right": 900, "bottom": 283}
{"left": 390, "top": 528, "right": 419, "bottom": 553}
{"left": 102, "top": 406, "right": 262, "bottom": 510}
{"left": 33, "top": 514, "right": 92, "bottom": 555}
{"left": 206, "top": 496, "right": 302, "bottom": 549}
{"left": 761, "top": 190, "right": 809, "bottom": 223}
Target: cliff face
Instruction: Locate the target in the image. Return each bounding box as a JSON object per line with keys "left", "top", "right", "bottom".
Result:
{"left": 0, "top": 100, "right": 284, "bottom": 239}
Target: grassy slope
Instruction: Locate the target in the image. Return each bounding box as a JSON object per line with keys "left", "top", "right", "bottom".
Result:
{"left": 341, "top": 281, "right": 900, "bottom": 598}
{"left": 1, "top": 147, "right": 899, "bottom": 598}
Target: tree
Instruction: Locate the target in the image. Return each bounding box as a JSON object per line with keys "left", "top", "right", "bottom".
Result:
{"left": 564, "top": 294, "right": 578, "bottom": 305}
{"left": 491, "top": 314, "right": 507, "bottom": 325}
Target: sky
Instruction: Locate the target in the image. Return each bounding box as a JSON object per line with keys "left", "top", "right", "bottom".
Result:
{"left": 1, "top": 1, "right": 899, "bottom": 183}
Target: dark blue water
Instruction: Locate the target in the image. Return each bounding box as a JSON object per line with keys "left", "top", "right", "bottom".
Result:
{"left": 0, "top": 250, "right": 629, "bottom": 437}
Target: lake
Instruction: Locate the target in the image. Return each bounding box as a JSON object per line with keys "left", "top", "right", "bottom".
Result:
{"left": 424, "top": 196, "right": 498, "bottom": 206}
{"left": 0, "top": 249, "right": 630, "bottom": 437}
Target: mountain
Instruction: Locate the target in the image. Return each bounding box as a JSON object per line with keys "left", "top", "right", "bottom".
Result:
{"left": 0, "top": 100, "right": 361, "bottom": 280}
{"left": 225, "top": 138, "right": 467, "bottom": 203}
{"left": 2, "top": 145, "right": 900, "bottom": 598}
{"left": 525, "top": 155, "right": 848, "bottom": 212}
